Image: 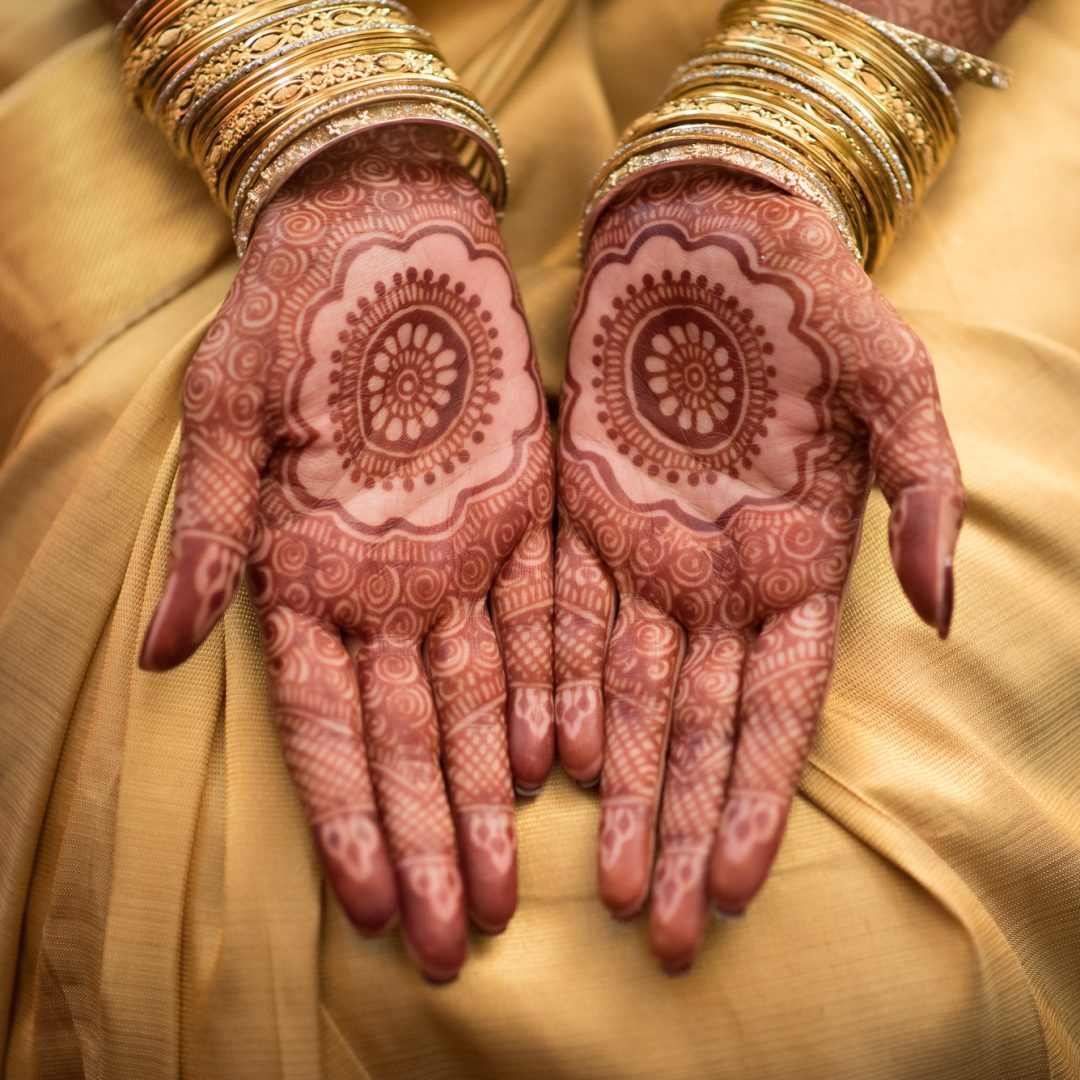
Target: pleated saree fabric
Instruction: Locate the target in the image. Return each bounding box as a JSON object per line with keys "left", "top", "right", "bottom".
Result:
{"left": 0, "top": 1, "right": 1078, "bottom": 1077}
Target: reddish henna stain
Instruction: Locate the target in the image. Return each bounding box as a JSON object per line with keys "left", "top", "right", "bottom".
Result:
{"left": 555, "top": 165, "right": 963, "bottom": 969}
{"left": 143, "top": 125, "right": 554, "bottom": 981}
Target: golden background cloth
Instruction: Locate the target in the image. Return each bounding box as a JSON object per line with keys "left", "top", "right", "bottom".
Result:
{"left": 1, "top": 1, "right": 1078, "bottom": 1076}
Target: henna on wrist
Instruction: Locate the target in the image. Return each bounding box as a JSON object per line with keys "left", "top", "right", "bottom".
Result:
{"left": 845, "top": 0, "right": 1027, "bottom": 55}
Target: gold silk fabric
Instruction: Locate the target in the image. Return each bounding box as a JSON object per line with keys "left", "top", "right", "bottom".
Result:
{"left": 1, "top": 1, "right": 1078, "bottom": 1076}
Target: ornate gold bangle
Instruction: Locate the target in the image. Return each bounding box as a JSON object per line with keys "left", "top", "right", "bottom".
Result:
{"left": 157, "top": 4, "right": 426, "bottom": 141}
{"left": 582, "top": 0, "right": 1002, "bottom": 272}
{"left": 582, "top": 123, "right": 860, "bottom": 261}
{"left": 118, "top": 0, "right": 507, "bottom": 254}
{"left": 233, "top": 91, "right": 506, "bottom": 253}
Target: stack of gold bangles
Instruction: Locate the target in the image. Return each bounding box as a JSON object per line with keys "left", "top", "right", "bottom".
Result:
{"left": 582, "top": 0, "right": 1011, "bottom": 271}
{"left": 117, "top": 0, "right": 508, "bottom": 254}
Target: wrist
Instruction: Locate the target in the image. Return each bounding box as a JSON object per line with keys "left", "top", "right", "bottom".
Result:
{"left": 257, "top": 123, "right": 495, "bottom": 243}
{"left": 843, "top": 0, "right": 1024, "bottom": 55}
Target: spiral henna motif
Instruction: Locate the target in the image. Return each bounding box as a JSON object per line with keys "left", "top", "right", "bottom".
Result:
{"left": 556, "top": 164, "right": 963, "bottom": 969}
{"left": 141, "top": 125, "right": 554, "bottom": 982}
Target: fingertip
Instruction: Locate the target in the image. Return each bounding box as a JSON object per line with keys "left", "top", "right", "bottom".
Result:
{"left": 648, "top": 849, "right": 709, "bottom": 971}
{"left": 711, "top": 904, "right": 747, "bottom": 922}
{"left": 339, "top": 876, "right": 399, "bottom": 939}
{"left": 457, "top": 809, "right": 518, "bottom": 934}
{"left": 315, "top": 816, "right": 399, "bottom": 936}
{"left": 554, "top": 684, "right": 604, "bottom": 784}
{"left": 597, "top": 803, "right": 653, "bottom": 919}
{"left": 507, "top": 686, "right": 555, "bottom": 791}
{"left": 889, "top": 486, "right": 962, "bottom": 634}
{"left": 138, "top": 597, "right": 197, "bottom": 672}
{"left": 938, "top": 556, "right": 954, "bottom": 639}
{"left": 138, "top": 615, "right": 163, "bottom": 673}
{"left": 400, "top": 860, "right": 468, "bottom": 983}
{"left": 708, "top": 795, "right": 788, "bottom": 915}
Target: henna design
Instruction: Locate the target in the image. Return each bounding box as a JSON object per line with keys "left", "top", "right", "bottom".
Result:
{"left": 556, "top": 164, "right": 963, "bottom": 969}
{"left": 848, "top": 0, "right": 1028, "bottom": 57}
{"left": 141, "top": 124, "right": 554, "bottom": 982}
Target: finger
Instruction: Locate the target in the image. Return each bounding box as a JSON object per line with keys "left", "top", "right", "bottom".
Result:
{"left": 649, "top": 630, "right": 745, "bottom": 971}
{"left": 598, "top": 597, "right": 683, "bottom": 918}
{"left": 140, "top": 314, "right": 268, "bottom": 671}
{"left": 554, "top": 522, "right": 615, "bottom": 784}
{"left": 709, "top": 594, "right": 841, "bottom": 916}
{"left": 843, "top": 292, "right": 964, "bottom": 637}
{"left": 352, "top": 635, "right": 466, "bottom": 982}
{"left": 427, "top": 601, "right": 517, "bottom": 934}
{"left": 491, "top": 525, "right": 555, "bottom": 794}
{"left": 261, "top": 605, "right": 398, "bottom": 934}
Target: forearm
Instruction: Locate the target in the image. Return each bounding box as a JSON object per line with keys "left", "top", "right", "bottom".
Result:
{"left": 845, "top": 0, "right": 1026, "bottom": 55}
{"left": 98, "top": 0, "right": 134, "bottom": 21}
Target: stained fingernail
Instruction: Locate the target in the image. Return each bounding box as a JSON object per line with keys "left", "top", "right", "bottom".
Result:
{"left": 400, "top": 860, "right": 467, "bottom": 981}
{"left": 421, "top": 968, "right": 460, "bottom": 987}
{"left": 938, "top": 556, "right": 954, "bottom": 640}
{"left": 138, "top": 625, "right": 156, "bottom": 672}
{"left": 661, "top": 961, "right": 693, "bottom": 978}
{"left": 711, "top": 904, "right": 746, "bottom": 921}
{"left": 598, "top": 803, "right": 652, "bottom": 918}
{"left": 473, "top": 917, "right": 510, "bottom": 936}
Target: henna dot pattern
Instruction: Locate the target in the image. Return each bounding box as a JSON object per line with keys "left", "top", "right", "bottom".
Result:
{"left": 329, "top": 269, "right": 501, "bottom": 487}
{"left": 597, "top": 272, "right": 777, "bottom": 482}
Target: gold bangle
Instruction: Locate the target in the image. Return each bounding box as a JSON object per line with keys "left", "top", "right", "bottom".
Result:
{"left": 224, "top": 77, "right": 504, "bottom": 215}
{"left": 670, "top": 54, "right": 915, "bottom": 211}
{"left": 157, "top": 5, "right": 426, "bottom": 142}
{"left": 582, "top": 124, "right": 860, "bottom": 261}
{"left": 712, "top": 5, "right": 958, "bottom": 195}
{"left": 233, "top": 92, "right": 507, "bottom": 253}
{"left": 583, "top": 0, "right": 984, "bottom": 271}
{"left": 186, "top": 37, "right": 454, "bottom": 180}
{"left": 663, "top": 67, "right": 913, "bottom": 251}
{"left": 198, "top": 57, "right": 460, "bottom": 203}
{"left": 119, "top": 0, "right": 508, "bottom": 254}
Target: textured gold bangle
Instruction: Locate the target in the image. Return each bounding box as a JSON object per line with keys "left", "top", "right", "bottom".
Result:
{"left": 182, "top": 33, "right": 448, "bottom": 164}
{"left": 233, "top": 92, "right": 507, "bottom": 252}
{"left": 119, "top": 0, "right": 508, "bottom": 254}
{"left": 582, "top": 124, "right": 860, "bottom": 260}
{"left": 810, "top": 0, "right": 1013, "bottom": 88}
{"left": 711, "top": 9, "right": 957, "bottom": 195}
{"left": 197, "top": 56, "right": 459, "bottom": 203}
{"left": 581, "top": 0, "right": 992, "bottom": 272}
{"left": 661, "top": 66, "right": 913, "bottom": 258}
{"left": 224, "top": 77, "right": 502, "bottom": 214}
{"left": 157, "top": 5, "right": 425, "bottom": 142}
{"left": 670, "top": 54, "right": 915, "bottom": 211}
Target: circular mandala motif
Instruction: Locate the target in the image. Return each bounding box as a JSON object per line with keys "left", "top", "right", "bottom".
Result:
{"left": 632, "top": 309, "right": 743, "bottom": 449}
{"left": 361, "top": 313, "right": 466, "bottom": 452}
{"left": 597, "top": 270, "right": 778, "bottom": 483}
{"left": 329, "top": 268, "right": 502, "bottom": 488}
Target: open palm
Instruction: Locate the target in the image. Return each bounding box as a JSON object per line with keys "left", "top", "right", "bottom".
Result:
{"left": 141, "top": 126, "right": 554, "bottom": 982}
{"left": 556, "top": 166, "right": 962, "bottom": 970}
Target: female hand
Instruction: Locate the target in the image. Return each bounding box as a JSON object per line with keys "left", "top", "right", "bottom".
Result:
{"left": 140, "top": 124, "right": 555, "bottom": 982}
{"left": 555, "top": 166, "right": 962, "bottom": 970}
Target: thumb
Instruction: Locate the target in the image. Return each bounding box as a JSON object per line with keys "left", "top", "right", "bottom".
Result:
{"left": 845, "top": 303, "right": 964, "bottom": 638}
{"left": 141, "top": 333, "right": 267, "bottom": 671}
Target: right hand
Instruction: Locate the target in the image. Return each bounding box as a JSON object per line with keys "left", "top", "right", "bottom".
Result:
{"left": 140, "top": 124, "right": 555, "bottom": 983}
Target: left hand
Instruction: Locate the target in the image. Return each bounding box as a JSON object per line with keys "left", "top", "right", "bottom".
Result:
{"left": 555, "top": 165, "right": 963, "bottom": 970}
